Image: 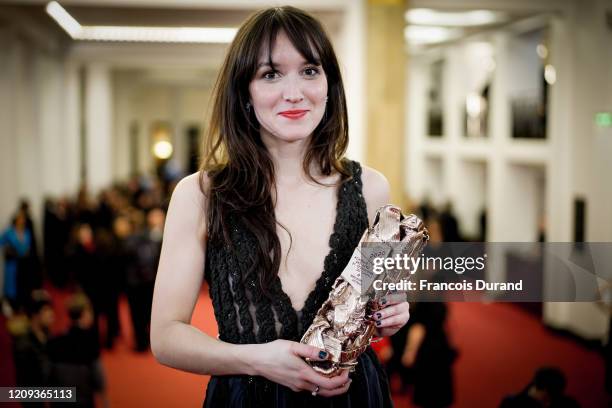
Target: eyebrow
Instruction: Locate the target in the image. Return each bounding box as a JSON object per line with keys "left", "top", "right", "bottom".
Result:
{"left": 256, "top": 59, "right": 321, "bottom": 69}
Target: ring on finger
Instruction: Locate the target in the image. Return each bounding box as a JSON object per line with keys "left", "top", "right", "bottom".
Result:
{"left": 311, "top": 384, "right": 320, "bottom": 396}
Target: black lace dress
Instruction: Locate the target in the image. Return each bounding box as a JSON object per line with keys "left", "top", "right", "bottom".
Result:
{"left": 203, "top": 160, "right": 394, "bottom": 408}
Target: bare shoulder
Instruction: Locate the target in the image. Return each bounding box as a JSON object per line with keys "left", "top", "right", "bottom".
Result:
{"left": 172, "top": 171, "right": 210, "bottom": 206}
{"left": 167, "top": 171, "right": 210, "bottom": 239}
{"left": 359, "top": 164, "right": 391, "bottom": 224}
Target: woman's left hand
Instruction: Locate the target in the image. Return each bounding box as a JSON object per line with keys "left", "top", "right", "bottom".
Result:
{"left": 371, "top": 298, "right": 410, "bottom": 337}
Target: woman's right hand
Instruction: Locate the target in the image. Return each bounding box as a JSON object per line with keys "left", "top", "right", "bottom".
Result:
{"left": 249, "top": 339, "right": 352, "bottom": 397}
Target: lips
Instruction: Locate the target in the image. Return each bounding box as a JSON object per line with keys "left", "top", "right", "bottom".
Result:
{"left": 279, "top": 109, "right": 309, "bottom": 120}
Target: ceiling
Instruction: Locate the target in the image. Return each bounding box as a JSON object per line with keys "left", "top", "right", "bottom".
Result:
{"left": 0, "top": 1, "right": 342, "bottom": 72}
{"left": 0, "top": 1, "right": 343, "bottom": 33}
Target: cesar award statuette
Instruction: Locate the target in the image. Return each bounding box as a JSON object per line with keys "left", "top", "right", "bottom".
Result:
{"left": 300, "top": 205, "right": 429, "bottom": 377}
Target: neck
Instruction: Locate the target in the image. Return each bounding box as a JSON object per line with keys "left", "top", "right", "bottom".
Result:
{"left": 261, "top": 131, "right": 313, "bottom": 185}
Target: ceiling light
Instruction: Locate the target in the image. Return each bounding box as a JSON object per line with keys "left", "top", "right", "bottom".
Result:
{"left": 46, "top": 1, "right": 236, "bottom": 43}
{"left": 153, "top": 140, "right": 173, "bottom": 159}
{"left": 78, "top": 26, "right": 236, "bottom": 43}
{"left": 46, "top": 1, "right": 81, "bottom": 37}
{"left": 404, "top": 26, "right": 462, "bottom": 45}
{"left": 405, "top": 8, "right": 503, "bottom": 27}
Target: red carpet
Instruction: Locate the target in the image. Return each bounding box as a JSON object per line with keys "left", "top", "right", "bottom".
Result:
{"left": 445, "top": 302, "right": 608, "bottom": 408}
{"left": 1, "top": 284, "right": 609, "bottom": 407}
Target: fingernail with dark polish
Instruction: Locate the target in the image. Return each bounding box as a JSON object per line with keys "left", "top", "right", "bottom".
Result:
{"left": 319, "top": 350, "right": 328, "bottom": 359}
{"left": 376, "top": 312, "right": 382, "bottom": 319}
{"left": 381, "top": 298, "right": 387, "bottom": 305}
{"left": 376, "top": 320, "right": 381, "bottom": 326}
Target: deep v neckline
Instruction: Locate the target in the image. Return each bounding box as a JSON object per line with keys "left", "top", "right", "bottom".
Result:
{"left": 272, "top": 173, "right": 347, "bottom": 317}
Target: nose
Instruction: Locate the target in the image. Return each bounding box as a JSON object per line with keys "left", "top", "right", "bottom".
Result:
{"left": 283, "top": 76, "right": 304, "bottom": 104}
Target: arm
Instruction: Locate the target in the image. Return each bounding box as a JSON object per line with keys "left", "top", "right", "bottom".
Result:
{"left": 150, "top": 172, "right": 257, "bottom": 376}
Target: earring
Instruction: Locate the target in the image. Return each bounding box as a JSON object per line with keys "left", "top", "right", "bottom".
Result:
{"left": 245, "top": 102, "right": 251, "bottom": 112}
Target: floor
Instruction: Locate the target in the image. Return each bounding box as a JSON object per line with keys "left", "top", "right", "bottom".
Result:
{"left": 1, "top": 283, "right": 609, "bottom": 407}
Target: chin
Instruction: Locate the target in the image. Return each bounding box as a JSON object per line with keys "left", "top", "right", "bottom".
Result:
{"left": 281, "top": 132, "right": 313, "bottom": 142}
{"left": 271, "top": 126, "right": 316, "bottom": 143}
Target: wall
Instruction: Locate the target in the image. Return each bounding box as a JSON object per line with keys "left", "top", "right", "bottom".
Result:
{"left": 405, "top": 0, "right": 612, "bottom": 342}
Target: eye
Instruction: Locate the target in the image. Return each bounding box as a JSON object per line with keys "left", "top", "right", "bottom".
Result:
{"left": 262, "top": 70, "right": 280, "bottom": 80}
{"left": 303, "top": 66, "right": 321, "bottom": 77}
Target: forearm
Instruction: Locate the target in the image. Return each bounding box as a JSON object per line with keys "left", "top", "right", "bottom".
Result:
{"left": 152, "top": 321, "right": 259, "bottom": 376}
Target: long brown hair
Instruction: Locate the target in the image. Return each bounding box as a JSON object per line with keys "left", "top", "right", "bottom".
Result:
{"left": 200, "top": 6, "right": 350, "bottom": 296}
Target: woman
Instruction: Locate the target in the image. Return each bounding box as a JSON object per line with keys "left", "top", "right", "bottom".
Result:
{"left": 1, "top": 211, "right": 34, "bottom": 312}
{"left": 151, "top": 6, "right": 410, "bottom": 407}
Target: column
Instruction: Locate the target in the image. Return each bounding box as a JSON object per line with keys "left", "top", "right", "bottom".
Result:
{"left": 37, "top": 53, "right": 65, "bottom": 197}
{"left": 0, "top": 29, "right": 18, "bottom": 224}
{"left": 84, "top": 63, "right": 113, "bottom": 193}
{"left": 112, "top": 72, "right": 132, "bottom": 181}
{"left": 63, "top": 60, "right": 82, "bottom": 196}
{"left": 365, "top": 0, "right": 407, "bottom": 205}
{"left": 338, "top": 0, "right": 366, "bottom": 163}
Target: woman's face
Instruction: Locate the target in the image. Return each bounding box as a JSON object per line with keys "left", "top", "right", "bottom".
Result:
{"left": 248, "top": 30, "right": 328, "bottom": 144}
{"left": 14, "top": 212, "right": 26, "bottom": 229}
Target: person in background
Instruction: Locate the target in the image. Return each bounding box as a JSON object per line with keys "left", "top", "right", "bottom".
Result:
{"left": 385, "top": 205, "right": 433, "bottom": 393}
{"left": 439, "top": 202, "right": 461, "bottom": 242}
{"left": 125, "top": 207, "right": 164, "bottom": 352}
{"left": 19, "top": 199, "right": 39, "bottom": 260}
{"left": 94, "top": 214, "right": 133, "bottom": 350}
{"left": 10, "top": 289, "right": 55, "bottom": 395}
{"left": 16, "top": 201, "right": 43, "bottom": 297}
{"left": 95, "top": 227, "right": 123, "bottom": 350}
{"left": 95, "top": 189, "right": 115, "bottom": 230}
{"left": 68, "top": 223, "right": 98, "bottom": 289}
{"left": 1, "top": 211, "right": 35, "bottom": 313}
{"left": 417, "top": 197, "right": 434, "bottom": 223}
{"left": 400, "top": 215, "right": 457, "bottom": 408}
{"left": 478, "top": 207, "right": 487, "bottom": 242}
{"left": 68, "top": 222, "right": 104, "bottom": 345}
{"left": 401, "top": 301, "right": 456, "bottom": 408}
{"left": 499, "top": 366, "right": 580, "bottom": 408}
{"left": 75, "top": 185, "right": 97, "bottom": 226}
{"left": 48, "top": 292, "right": 108, "bottom": 408}
{"left": 43, "top": 197, "right": 72, "bottom": 288}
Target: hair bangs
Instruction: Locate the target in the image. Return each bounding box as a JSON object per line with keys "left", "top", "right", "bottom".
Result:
{"left": 252, "top": 9, "right": 324, "bottom": 76}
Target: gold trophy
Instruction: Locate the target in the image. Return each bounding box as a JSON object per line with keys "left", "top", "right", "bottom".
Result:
{"left": 301, "top": 205, "right": 428, "bottom": 377}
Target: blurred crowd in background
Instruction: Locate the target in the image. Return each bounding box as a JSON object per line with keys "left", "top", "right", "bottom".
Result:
{"left": 1, "top": 173, "right": 174, "bottom": 406}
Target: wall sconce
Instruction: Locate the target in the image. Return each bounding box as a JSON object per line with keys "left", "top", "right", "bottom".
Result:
{"left": 151, "top": 123, "right": 173, "bottom": 160}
